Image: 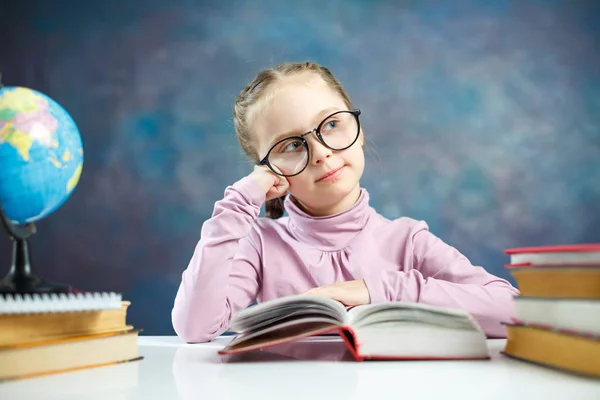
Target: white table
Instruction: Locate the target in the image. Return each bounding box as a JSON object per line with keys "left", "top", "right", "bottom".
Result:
{"left": 1, "top": 336, "right": 599, "bottom": 400}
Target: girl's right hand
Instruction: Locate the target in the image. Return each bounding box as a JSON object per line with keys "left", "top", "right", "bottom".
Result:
{"left": 249, "top": 165, "right": 290, "bottom": 201}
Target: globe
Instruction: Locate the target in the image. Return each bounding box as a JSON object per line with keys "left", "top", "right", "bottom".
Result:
{"left": 0, "top": 86, "right": 83, "bottom": 225}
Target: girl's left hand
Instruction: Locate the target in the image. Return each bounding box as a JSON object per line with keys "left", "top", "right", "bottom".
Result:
{"left": 302, "top": 280, "right": 370, "bottom": 307}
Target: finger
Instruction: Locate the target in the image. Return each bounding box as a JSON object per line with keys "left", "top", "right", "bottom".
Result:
{"left": 277, "top": 178, "right": 290, "bottom": 192}
{"left": 266, "top": 182, "right": 288, "bottom": 200}
{"left": 271, "top": 167, "right": 290, "bottom": 186}
{"left": 266, "top": 188, "right": 283, "bottom": 202}
{"left": 272, "top": 183, "right": 288, "bottom": 197}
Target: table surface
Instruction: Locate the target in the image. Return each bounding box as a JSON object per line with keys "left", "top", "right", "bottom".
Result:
{"left": 1, "top": 336, "right": 599, "bottom": 400}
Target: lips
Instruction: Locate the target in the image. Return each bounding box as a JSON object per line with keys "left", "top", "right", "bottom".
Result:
{"left": 316, "top": 166, "right": 345, "bottom": 182}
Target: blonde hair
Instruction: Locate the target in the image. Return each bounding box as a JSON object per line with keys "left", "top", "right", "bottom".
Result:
{"left": 233, "top": 61, "right": 353, "bottom": 218}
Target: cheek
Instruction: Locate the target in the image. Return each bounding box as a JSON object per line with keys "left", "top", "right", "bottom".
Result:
{"left": 286, "top": 174, "right": 312, "bottom": 193}
{"left": 343, "top": 146, "right": 365, "bottom": 169}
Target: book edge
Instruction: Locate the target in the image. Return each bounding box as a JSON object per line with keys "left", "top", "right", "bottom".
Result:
{"left": 503, "top": 322, "right": 600, "bottom": 340}
{"left": 0, "top": 325, "right": 136, "bottom": 348}
{"left": 0, "top": 327, "right": 141, "bottom": 350}
{"left": 505, "top": 243, "right": 600, "bottom": 254}
{"left": 506, "top": 262, "right": 600, "bottom": 269}
{"left": 344, "top": 325, "right": 490, "bottom": 361}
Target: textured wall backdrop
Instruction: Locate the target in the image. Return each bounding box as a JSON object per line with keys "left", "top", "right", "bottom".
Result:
{"left": 1, "top": 0, "right": 599, "bottom": 334}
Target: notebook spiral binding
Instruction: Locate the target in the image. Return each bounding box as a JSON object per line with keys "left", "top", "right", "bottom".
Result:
{"left": 0, "top": 292, "right": 123, "bottom": 314}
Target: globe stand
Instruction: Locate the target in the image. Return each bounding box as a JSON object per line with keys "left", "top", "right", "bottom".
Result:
{"left": 0, "top": 206, "right": 71, "bottom": 295}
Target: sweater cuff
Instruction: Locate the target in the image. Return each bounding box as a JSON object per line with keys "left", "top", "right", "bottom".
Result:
{"left": 363, "top": 273, "right": 388, "bottom": 304}
{"left": 230, "top": 175, "right": 266, "bottom": 208}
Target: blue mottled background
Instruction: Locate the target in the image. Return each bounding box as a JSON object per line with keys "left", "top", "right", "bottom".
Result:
{"left": 1, "top": 0, "right": 599, "bottom": 334}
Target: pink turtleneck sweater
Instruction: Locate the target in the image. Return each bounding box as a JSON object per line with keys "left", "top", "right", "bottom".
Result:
{"left": 172, "top": 176, "right": 519, "bottom": 343}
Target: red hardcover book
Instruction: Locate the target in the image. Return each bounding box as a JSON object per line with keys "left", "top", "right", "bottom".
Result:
{"left": 505, "top": 243, "right": 600, "bottom": 266}
{"left": 218, "top": 295, "right": 490, "bottom": 361}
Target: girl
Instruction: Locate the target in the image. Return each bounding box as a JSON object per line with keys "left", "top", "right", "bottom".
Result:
{"left": 172, "top": 62, "right": 518, "bottom": 343}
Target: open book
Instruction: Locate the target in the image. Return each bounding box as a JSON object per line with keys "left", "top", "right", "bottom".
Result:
{"left": 218, "top": 295, "right": 490, "bottom": 361}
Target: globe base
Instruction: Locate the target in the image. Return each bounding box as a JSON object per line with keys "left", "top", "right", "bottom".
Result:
{"left": 0, "top": 237, "right": 72, "bottom": 295}
{"left": 0, "top": 208, "right": 72, "bottom": 295}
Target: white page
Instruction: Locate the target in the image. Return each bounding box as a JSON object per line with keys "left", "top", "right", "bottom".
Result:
{"left": 347, "top": 301, "right": 482, "bottom": 332}
{"left": 230, "top": 295, "right": 348, "bottom": 332}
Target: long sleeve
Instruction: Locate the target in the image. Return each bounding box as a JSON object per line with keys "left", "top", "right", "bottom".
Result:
{"left": 363, "top": 221, "right": 519, "bottom": 337}
{"left": 171, "top": 176, "right": 265, "bottom": 343}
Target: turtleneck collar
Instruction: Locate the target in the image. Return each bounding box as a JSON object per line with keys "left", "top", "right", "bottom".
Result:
{"left": 284, "top": 189, "right": 374, "bottom": 251}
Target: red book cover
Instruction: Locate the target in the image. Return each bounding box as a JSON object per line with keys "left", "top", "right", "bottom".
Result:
{"left": 505, "top": 244, "right": 600, "bottom": 266}
{"left": 505, "top": 243, "right": 600, "bottom": 254}
{"left": 505, "top": 263, "right": 600, "bottom": 269}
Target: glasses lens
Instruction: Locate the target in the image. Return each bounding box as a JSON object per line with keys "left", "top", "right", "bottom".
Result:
{"left": 267, "top": 137, "right": 309, "bottom": 176}
{"left": 319, "top": 111, "right": 359, "bottom": 150}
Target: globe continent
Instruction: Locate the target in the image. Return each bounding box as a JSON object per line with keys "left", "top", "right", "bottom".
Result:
{"left": 0, "top": 87, "right": 84, "bottom": 224}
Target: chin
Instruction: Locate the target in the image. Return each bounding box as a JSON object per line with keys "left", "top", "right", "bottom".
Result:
{"left": 313, "top": 175, "right": 359, "bottom": 201}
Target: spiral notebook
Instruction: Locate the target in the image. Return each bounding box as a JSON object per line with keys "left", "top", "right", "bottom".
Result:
{"left": 0, "top": 292, "right": 123, "bottom": 315}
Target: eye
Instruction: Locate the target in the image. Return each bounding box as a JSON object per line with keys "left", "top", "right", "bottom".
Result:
{"left": 322, "top": 120, "right": 337, "bottom": 132}
{"left": 278, "top": 139, "right": 303, "bottom": 153}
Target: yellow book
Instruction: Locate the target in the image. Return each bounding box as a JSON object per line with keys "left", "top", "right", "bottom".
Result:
{"left": 0, "top": 328, "right": 142, "bottom": 381}
{"left": 508, "top": 265, "right": 600, "bottom": 299}
{"left": 0, "top": 301, "right": 131, "bottom": 346}
{"left": 503, "top": 324, "right": 600, "bottom": 378}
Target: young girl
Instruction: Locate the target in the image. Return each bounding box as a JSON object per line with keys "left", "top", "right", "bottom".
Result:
{"left": 172, "top": 62, "right": 519, "bottom": 343}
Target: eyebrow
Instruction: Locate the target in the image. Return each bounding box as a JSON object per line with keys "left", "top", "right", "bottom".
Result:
{"left": 266, "top": 106, "right": 341, "bottom": 148}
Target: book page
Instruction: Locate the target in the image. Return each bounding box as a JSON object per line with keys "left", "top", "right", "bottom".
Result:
{"left": 347, "top": 302, "right": 482, "bottom": 332}
{"left": 220, "top": 320, "right": 340, "bottom": 355}
{"left": 230, "top": 295, "right": 348, "bottom": 333}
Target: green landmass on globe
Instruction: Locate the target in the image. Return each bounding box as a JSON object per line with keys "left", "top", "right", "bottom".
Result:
{"left": 0, "top": 86, "right": 84, "bottom": 225}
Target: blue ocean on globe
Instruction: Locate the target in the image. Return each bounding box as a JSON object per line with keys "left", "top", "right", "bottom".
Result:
{"left": 0, "top": 86, "right": 84, "bottom": 224}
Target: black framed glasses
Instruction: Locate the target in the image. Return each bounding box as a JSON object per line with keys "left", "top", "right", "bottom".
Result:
{"left": 258, "top": 109, "right": 361, "bottom": 177}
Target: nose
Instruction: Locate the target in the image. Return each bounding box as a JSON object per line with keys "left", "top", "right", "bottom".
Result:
{"left": 305, "top": 133, "right": 332, "bottom": 165}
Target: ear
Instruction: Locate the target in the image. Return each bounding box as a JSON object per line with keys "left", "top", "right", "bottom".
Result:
{"left": 359, "top": 130, "right": 364, "bottom": 146}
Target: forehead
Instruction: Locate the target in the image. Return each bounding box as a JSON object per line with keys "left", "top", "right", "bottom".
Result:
{"left": 251, "top": 74, "right": 347, "bottom": 155}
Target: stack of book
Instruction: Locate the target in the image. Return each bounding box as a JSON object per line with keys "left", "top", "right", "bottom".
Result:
{"left": 0, "top": 291, "right": 142, "bottom": 381}
{"left": 502, "top": 243, "right": 600, "bottom": 378}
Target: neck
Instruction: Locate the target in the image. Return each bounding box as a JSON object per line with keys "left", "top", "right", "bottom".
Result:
{"left": 293, "top": 184, "right": 362, "bottom": 217}
{"left": 284, "top": 185, "right": 372, "bottom": 251}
